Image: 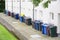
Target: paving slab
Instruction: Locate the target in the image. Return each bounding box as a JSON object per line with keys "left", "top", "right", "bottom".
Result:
{"left": 0, "top": 13, "right": 60, "bottom": 40}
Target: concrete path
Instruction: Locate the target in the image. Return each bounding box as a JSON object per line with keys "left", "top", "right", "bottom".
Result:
{"left": 0, "top": 13, "right": 60, "bottom": 40}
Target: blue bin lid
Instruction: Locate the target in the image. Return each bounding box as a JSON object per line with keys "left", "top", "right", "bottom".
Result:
{"left": 42, "top": 23, "right": 49, "bottom": 27}
{"left": 42, "top": 23, "right": 48, "bottom": 25}
{"left": 35, "top": 21, "right": 40, "bottom": 23}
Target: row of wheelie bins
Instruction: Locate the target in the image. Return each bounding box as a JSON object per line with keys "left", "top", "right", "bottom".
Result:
{"left": 4, "top": 10, "right": 32, "bottom": 25}
{"left": 42, "top": 24, "right": 58, "bottom": 37}
{"left": 32, "top": 20, "right": 43, "bottom": 31}
{"left": 32, "top": 20, "right": 58, "bottom": 37}
{"left": 4, "top": 10, "right": 19, "bottom": 19}
{"left": 4, "top": 10, "right": 58, "bottom": 37}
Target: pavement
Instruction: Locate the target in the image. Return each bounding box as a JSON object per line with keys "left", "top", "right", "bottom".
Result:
{"left": 0, "top": 13, "right": 60, "bottom": 40}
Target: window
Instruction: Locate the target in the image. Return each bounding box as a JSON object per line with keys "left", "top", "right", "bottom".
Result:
{"left": 50, "top": 12, "right": 54, "bottom": 20}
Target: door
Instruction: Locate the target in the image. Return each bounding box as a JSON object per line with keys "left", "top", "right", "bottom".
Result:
{"left": 58, "top": 13, "right": 60, "bottom": 33}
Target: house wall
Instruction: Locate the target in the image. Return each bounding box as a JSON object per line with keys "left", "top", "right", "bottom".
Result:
{"left": 21, "top": 1, "right": 33, "bottom": 20}
{"left": 21, "top": 0, "right": 60, "bottom": 33}
{"left": 5, "top": 0, "right": 21, "bottom": 14}
{"left": 36, "top": 0, "right": 60, "bottom": 33}
{"left": 13, "top": 0, "right": 20, "bottom": 14}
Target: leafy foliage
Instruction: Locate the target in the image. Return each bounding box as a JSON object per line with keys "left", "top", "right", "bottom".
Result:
{"left": 32, "top": 0, "right": 43, "bottom": 7}
{"left": 43, "top": 0, "right": 51, "bottom": 8}
{"left": 0, "top": 0, "right": 5, "bottom": 12}
{"left": 32, "top": 0, "right": 51, "bottom": 8}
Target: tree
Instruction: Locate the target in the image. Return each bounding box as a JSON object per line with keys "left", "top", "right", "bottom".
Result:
{"left": 32, "top": 0, "right": 43, "bottom": 20}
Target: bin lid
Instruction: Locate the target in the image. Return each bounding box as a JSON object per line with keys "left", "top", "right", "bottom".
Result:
{"left": 35, "top": 20, "right": 43, "bottom": 23}
{"left": 21, "top": 12, "right": 25, "bottom": 16}
{"left": 24, "top": 16, "right": 31, "bottom": 19}
{"left": 49, "top": 25, "right": 57, "bottom": 28}
{"left": 42, "top": 23, "right": 50, "bottom": 27}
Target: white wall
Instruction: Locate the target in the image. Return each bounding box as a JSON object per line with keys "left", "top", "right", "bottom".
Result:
{"left": 5, "top": 0, "right": 60, "bottom": 33}
{"left": 8, "top": 1, "right": 12, "bottom": 13}
{"left": 5, "top": 0, "right": 13, "bottom": 13}
{"left": 21, "top": 1, "right": 33, "bottom": 20}
{"left": 5, "top": 0, "right": 21, "bottom": 14}
{"left": 13, "top": 0, "right": 20, "bottom": 14}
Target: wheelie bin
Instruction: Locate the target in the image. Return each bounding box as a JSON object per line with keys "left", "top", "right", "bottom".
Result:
{"left": 5, "top": 10, "right": 8, "bottom": 15}
{"left": 32, "top": 20, "right": 43, "bottom": 31}
{"left": 42, "top": 24, "right": 48, "bottom": 35}
{"left": 24, "top": 17, "right": 32, "bottom": 25}
{"left": 4, "top": 10, "right": 6, "bottom": 14}
{"left": 14, "top": 14, "right": 19, "bottom": 19}
{"left": 20, "top": 16, "right": 25, "bottom": 22}
{"left": 11, "top": 12, "right": 15, "bottom": 17}
{"left": 49, "top": 26, "right": 58, "bottom": 37}
{"left": 8, "top": 11, "right": 11, "bottom": 16}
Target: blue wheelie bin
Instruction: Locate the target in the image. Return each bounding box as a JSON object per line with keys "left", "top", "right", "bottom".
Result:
{"left": 42, "top": 24, "right": 48, "bottom": 35}
{"left": 20, "top": 16, "right": 24, "bottom": 22}
{"left": 4, "top": 10, "right": 6, "bottom": 14}
{"left": 34, "top": 20, "right": 40, "bottom": 31}
{"left": 32, "top": 20, "right": 43, "bottom": 31}
{"left": 15, "top": 14, "right": 19, "bottom": 19}
{"left": 5, "top": 10, "right": 8, "bottom": 15}
{"left": 44, "top": 25, "right": 49, "bottom": 35}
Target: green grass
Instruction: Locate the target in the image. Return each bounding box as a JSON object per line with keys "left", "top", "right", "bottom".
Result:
{"left": 0, "top": 24, "right": 17, "bottom": 40}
